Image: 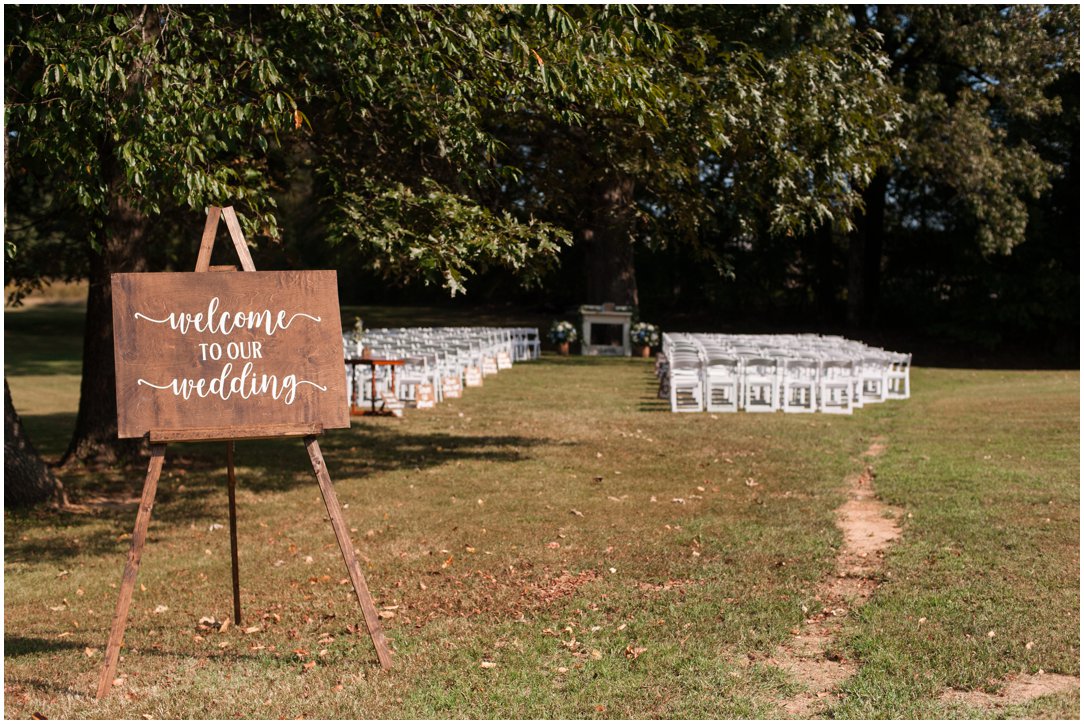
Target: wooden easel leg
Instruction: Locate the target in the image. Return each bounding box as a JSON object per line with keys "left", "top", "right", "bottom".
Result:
{"left": 303, "top": 436, "right": 393, "bottom": 669}
{"left": 227, "top": 441, "right": 242, "bottom": 626}
{"left": 95, "top": 443, "right": 167, "bottom": 699}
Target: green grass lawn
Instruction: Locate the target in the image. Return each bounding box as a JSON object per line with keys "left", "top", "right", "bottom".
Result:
{"left": 4, "top": 303, "right": 1079, "bottom": 719}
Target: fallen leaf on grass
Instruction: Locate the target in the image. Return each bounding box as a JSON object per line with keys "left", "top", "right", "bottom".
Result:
{"left": 84, "top": 647, "right": 99, "bottom": 658}
{"left": 570, "top": 509, "right": 584, "bottom": 517}
{"left": 624, "top": 645, "right": 646, "bottom": 660}
{"left": 480, "top": 661, "right": 497, "bottom": 669}
{"left": 442, "top": 556, "right": 454, "bottom": 568}
{"left": 547, "top": 542, "right": 561, "bottom": 550}
{"left": 377, "top": 611, "right": 396, "bottom": 620}
{"left": 744, "top": 478, "right": 759, "bottom": 488}
{"left": 671, "top": 498, "right": 686, "bottom": 505}
{"left": 302, "top": 660, "right": 316, "bottom": 672}
{"left": 219, "top": 618, "right": 230, "bottom": 633}
{"left": 1026, "top": 641, "right": 1035, "bottom": 650}
{"left": 243, "top": 626, "right": 261, "bottom": 634}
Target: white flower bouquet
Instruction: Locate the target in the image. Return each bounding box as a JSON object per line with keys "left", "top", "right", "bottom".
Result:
{"left": 548, "top": 320, "right": 578, "bottom": 344}
{"left": 630, "top": 321, "right": 660, "bottom": 348}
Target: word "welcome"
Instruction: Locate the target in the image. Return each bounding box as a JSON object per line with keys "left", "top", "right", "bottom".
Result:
{"left": 134, "top": 296, "right": 321, "bottom": 337}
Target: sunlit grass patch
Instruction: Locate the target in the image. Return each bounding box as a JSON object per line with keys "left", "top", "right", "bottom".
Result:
{"left": 4, "top": 305, "right": 1078, "bottom": 718}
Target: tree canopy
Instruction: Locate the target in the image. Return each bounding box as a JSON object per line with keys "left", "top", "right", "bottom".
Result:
{"left": 3, "top": 4, "right": 1078, "bottom": 471}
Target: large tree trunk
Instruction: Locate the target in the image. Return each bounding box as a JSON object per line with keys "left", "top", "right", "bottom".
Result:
{"left": 61, "top": 188, "right": 149, "bottom": 465}
{"left": 62, "top": 8, "right": 158, "bottom": 466}
{"left": 582, "top": 172, "right": 639, "bottom": 307}
{"left": 847, "top": 169, "right": 888, "bottom": 328}
{"left": 5, "top": 379, "right": 67, "bottom": 507}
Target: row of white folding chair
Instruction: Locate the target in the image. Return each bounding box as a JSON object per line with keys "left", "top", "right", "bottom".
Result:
{"left": 690, "top": 335, "right": 910, "bottom": 403}
{"left": 344, "top": 326, "right": 529, "bottom": 408}
{"left": 699, "top": 353, "right": 854, "bottom": 414}
{"left": 661, "top": 332, "right": 910, "bottom": 414}
{"left": 687, "top": 346, "right": 890, "bottom": 415}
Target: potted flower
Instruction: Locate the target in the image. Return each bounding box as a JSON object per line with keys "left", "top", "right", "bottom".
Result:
{"left": 629, "top": 322, "right": 660, "bottom": 358}
{"left": 349, "top": 316, "right": 369, "bottom": 358}
{"left": 548, "top": 320, "right": 578, "bottom": 355}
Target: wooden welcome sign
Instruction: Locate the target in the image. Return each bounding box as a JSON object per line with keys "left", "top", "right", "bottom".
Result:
{"left": 112, "top": 271, "right": 349, "bottom": 439}
{"left": 95, "top": 207, "right": 391, "bottom": 700}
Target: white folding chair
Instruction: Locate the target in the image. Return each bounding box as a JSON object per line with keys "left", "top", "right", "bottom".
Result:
{"left": 781, "top": 358, "right": 818, "bottom": 413}
{"left": 741, "top": 356, "right": 780, "bottom": 412}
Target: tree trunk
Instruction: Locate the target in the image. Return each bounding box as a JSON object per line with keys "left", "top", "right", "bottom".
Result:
{"left": 582, "top": 172, "right": 639, "bottom": 307}
{"left": 61, "top": 188, "right": 149, "bottom": 465}
{"left": 5, "top": 379, "right": 67, "bottom": 507}
{"left": 62, "top": 7, "right": 160, "bottom": 466}
{"left": 847, "top": 169, "right": 888, "bottom": 328}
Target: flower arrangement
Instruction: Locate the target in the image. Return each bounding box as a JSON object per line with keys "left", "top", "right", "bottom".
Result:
{"left": 548, "top": 320, "right": 578, "bottom": 344}
{"left": 630, "top": 321, "right": 660, "bottom": 348}
{"left": 349, "top": 316, "right": 365, "bottom": 345}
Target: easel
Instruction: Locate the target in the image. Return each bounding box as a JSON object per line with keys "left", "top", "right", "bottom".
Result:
{"left": 95, "top": 207, "right": 392, "bottom": 699}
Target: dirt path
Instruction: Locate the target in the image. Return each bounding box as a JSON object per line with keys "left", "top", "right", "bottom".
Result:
{"left": 770, "top": 438, "right": 899, "bottom": 718}
{"left": 940, "top": 672, "right": 1080, "bottom": 710}
{"left": 769, "top": 438, "right": 1079, "bottom": 717}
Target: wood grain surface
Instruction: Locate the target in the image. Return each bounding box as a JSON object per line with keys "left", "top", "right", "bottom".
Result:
{"left": 112, "top": 271, "right": 348, "bottom": 438}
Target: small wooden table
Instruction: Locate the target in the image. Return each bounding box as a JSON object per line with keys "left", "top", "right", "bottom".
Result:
{"left": 347, "top": 358, "right": 404, "bottom": 415}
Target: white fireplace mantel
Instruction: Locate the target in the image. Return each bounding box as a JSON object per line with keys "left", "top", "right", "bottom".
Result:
{"left": 579, "top": 304, "right": 633, "bottom": 356}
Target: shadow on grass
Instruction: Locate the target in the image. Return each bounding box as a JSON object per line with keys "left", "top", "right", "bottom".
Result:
{"left": 637, "top": 366, "right": 669, "bottom": 413}
{"left": 3, "top": 513, "right": 170, "bottom": 564}
{"left": 8, "top": 419, "right": 551, "bottom": 556}
{"left": 3, "top": 635, "right": 90, "bottom": 658}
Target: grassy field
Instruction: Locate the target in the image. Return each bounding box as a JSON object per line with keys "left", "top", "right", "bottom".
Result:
{"left": 4, "top": 302, "right": 1079, "bottom": 719}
